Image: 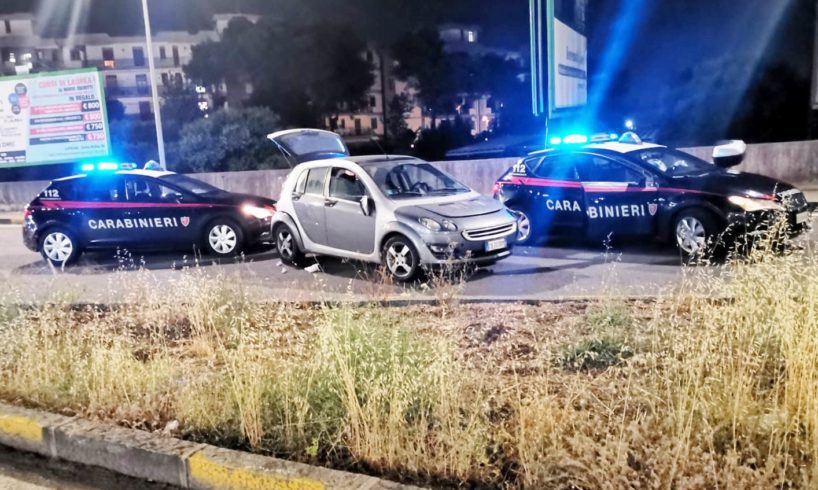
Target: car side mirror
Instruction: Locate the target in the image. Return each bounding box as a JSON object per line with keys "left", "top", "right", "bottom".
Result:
{"left": 712, "top": 140, "right": 746, "bottom": 168}
{"left": 360, "top": 195, "right": 372, "bottom": 216}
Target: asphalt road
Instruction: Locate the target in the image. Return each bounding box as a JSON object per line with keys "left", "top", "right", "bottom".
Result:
{"left": 0, "top": 222, "right": 815, "bottom": 303}
{"left": 0, "top": 445, "right": 173, "bottom": 489}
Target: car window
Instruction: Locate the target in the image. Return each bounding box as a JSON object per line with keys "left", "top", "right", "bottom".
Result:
{"left": 43, "top": 180, "right": 79, "bottom": 200}
{"left": 575, "top": 155, "right": 643, "bottom": 184}
{"left": 627, "top": 148, "right": 714, "bottom": 176}
{"left": 304, "top": 167, "right": 330, "bottom": 195}
{"left": 294, "top": 169, "right": 309, "bottom": 194}
{"left": 533, "top": 155, "right": 579, "bottom": 180}
{"left": 124, "top": 177, "right": 181, "bottom": 203}
{"left": 82, "top": 177, "right": 123, "bottom": 202}
{"left": 364, "top": 161, "right": 469, "bottom": 199}
{"left": 329, "top": 168, "right": 366, "bottom": 200}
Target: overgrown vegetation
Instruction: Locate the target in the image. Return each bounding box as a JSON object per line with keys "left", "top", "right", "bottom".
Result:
{"left": 1, "top": 240, "right": 818, "bottom": 487}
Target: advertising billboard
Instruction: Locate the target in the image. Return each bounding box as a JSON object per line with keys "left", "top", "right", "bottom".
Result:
{"left": 0, "top": 68, "right": 111, "bottom": 168}
{"left": 552, "top": 0, "right": 588, "bottom": 112}
{"left": 529, "top": 0, "right": 589, "bottom": 118}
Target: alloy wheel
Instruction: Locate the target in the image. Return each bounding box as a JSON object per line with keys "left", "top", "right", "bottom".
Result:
{"left": 277, "top": 229, "right": 294, "bottom": 259}
{"left": 516, "top": 212, "right": 532, "bottom": 243}
{"left": 209, "top": 224, "right": 238, "bottom": 254}
{"left": 43, "top": 232, "right": 73, "bottom": 263}
{"left": 386, "top": 242, "right": 415, "bottom": 279}
{"left": 676, "top": 216, "right": 707, "bottom": 254}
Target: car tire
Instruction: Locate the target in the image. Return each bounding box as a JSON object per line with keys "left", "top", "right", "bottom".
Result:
{"left": 274, "top": 224, "right": 304, "bottom": 266}
{"left": 673, "top": 209, "right": 720, "bottom": 264}
{"left": 39, "top": 227, "right": 81, "bottom": 267}
{"left": 382, "top": 235, "right": 421, "bottom": 282}
{"left": 511, "top": 209, "right": 536, "bottom": 245}
{"left": 204, "top": 219, "right": 244, "bottom": 257}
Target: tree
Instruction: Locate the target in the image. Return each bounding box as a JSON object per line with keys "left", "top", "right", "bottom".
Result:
{"left": 392, "top": 28, "right": 460, "bottom": 128}
{"left": 185, "top": 17, "right": 374, "bottom": 128}
{"left": 385, "top": 93, "right": 414, "bottom": 150}
{"left": 171, "top": 107, "right": 287, "bottom": 173}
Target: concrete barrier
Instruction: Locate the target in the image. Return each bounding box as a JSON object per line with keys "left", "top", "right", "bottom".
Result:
{"left": 0, "top": 401, "right": 423, "bottom": 490}
{"left": 0, "top": 140, "right": 816, "bottom": 210}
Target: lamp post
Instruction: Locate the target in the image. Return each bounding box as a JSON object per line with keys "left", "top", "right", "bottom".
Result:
{"left": 141, "top": 0, "right": 167, "bottom": 169}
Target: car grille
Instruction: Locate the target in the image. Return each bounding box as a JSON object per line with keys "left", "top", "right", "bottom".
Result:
{"left": 777, "top": 189, "right": 808, "bottom": 211}
{"left": 462, "top": 222, "right": 517, "bottom": 241}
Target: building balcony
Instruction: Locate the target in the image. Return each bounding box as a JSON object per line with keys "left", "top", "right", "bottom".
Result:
{"left": 84, "top": 58, "right": 183, "bottom": 70}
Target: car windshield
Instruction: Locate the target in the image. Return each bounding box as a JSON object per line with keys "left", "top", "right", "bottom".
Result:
{"left": 626, "top": 148, "right": 716, "bottom": 176}
{"left": 364, "top": 160, "right": 471, "bottom": 199}
{"left": 159, "top": 174, "right": 222, "bottom": 195}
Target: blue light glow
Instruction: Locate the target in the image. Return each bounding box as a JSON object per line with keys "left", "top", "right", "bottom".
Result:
{"left": 563, "top": 134, "right": 589, "bottom": 144}
{"left": 96, "top": 162, "right": 119, "bottom": 171}
{"left": 609, "top": 133, "right": 619, "bottom": 140}
{"left": 80, "top": 163, "right": 94, "bottom": 172}
{"left": 549, "top": 136, "right": 562, "bottom": 146}
{"left": 625, "top": 119, "right": 635, "bottom": 130}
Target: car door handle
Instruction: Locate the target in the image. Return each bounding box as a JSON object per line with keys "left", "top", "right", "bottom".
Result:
{"left": 324, "top": 198, "right": 338, "bottom": 207}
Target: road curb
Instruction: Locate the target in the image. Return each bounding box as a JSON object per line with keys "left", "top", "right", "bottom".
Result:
{"left": 0, "top": 402, "right": 423, "bottom": 489}
{"left": 0, "top": 218, "right": 21, "bottom": 225}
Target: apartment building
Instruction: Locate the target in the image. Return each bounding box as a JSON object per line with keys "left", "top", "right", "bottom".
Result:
{"left": 332, "top": 24, "right": 522, "bottom": 142}
{"left": 0, "top": 12, "right": 220, "bottom": 118}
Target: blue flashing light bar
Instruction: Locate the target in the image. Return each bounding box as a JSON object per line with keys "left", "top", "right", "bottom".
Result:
{"left": 80, "top": 163, "right": 95, "bottom": 172}
{"left": 563, "top": 134, "right": 589, "bottom": 144}
{"left": 80, "top": 162, "right": 124, "bottom": 172}
{"left": 549, "top": 136, "right": 562, "bottom": 145}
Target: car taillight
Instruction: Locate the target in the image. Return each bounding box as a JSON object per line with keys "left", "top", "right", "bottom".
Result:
{"left": 492, "top": 182, "right": 502, "bottom": 197}
{"left": 23, "top": 207, "right": 31, "bottom": 220}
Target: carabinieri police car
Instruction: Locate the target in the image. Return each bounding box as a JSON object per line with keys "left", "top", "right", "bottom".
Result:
{"left": 23, "top": 163, "right": 276, "bottom": 266}
{"left": 494, "top": 133, "right": 812, "bottom": 260}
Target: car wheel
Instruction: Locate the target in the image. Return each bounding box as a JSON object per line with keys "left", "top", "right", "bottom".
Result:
{"left": 382, "top": 235, "right": 421, "bottom": 282}
{"left": 205, "top": 219, "right": 244, "bottom": 257}
{"left": 513, "top": 209, "right": 535, "bottom": 245}
{"left": 674, "top": 209, "right": 719, "bottom": 264}
{"left": 39, "top": 227, "right": 81, "bottom": 267}
{"left": 275, "top": 224, "right": 304, "bottom": 265}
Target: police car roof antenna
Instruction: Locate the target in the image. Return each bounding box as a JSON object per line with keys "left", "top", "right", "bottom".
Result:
{"left": 370, "top": 136, "right": 390, "bottom": 161}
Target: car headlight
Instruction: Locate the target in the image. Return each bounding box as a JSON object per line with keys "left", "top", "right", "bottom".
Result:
{"left": 418, "top": 217, "right": 458, "bottom": 232}
{"left": 242, "top": 204, "right": 275, "bottom": 219}
{"left": 728, "top": 195, "right": 783, "bottom": 212}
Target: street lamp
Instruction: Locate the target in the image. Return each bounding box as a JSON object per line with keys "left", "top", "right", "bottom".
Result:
{"left": 141, "top": 0, "right": 167, "bottom": 170}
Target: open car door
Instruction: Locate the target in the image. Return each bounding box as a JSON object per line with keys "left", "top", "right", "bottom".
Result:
{"left": 267, "top": 129, "right": 350, "bottom": 165}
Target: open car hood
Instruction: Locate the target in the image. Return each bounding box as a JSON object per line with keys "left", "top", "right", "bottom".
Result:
{"left": 267, "top": 128, "right": 349, "bottom": 164}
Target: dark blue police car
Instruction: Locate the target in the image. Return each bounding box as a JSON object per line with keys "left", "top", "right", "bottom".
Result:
{"left": 494, "top": 134, "right": 812, "bottom": 260}
{"left": 23, "top": 164, "right": 276, "bottom": 266}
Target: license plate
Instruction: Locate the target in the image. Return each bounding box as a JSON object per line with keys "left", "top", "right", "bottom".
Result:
{"left": 485, "top": 238, "right": 507, "bottom": 252}
{"left": 796, "top": 211, "right": 810, "bottom": 224}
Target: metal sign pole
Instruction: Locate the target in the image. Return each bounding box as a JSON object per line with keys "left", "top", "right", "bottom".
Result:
{"left": 141, "top": 0, "right": 167, "bottom": 170}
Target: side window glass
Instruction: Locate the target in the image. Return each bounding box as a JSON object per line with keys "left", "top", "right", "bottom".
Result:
{"left": 329, "top": 168, "right": 366, "bottom": 200}
{"left": 294, "top": 169, "right": 309, "bottom": 194}
{"left": 533, "top": 156, "right": 578, "bottom": 180}
{"left": 83, "top": 178, "right": 122, "bottom": 202}
{"left": 576, "top": 155, "right": 643, "bottom": 184}
{"left": 124, "top": 178, "right": 181, "bottom": 203}
{"left": 304, "top": 167, "right": 330, "bottom": 195}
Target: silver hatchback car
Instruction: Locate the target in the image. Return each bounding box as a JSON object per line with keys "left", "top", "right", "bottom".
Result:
{"left": 269, "top": 129, "right": 518, "bottom": 281}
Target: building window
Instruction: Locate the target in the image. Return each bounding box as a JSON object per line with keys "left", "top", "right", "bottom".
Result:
{"left": 365, "top": 50, "right": 373, "bottom": 63}
{"left": 174, "top": 73, "right": 183, "bottom": 86}
{"left": 70, "top": 47, "right": 83, "bottom": 61}
{"left": 339, "top": 118, "right": 346, "bottom": 129}
{"left": 102, "top": 47, "right": 115, "bottom": 68}
{"left": 371, "top": 118, "right": 378, "bottom": 130}
{"left": 161, "top": 73, "right": 169, "bottom": 85}
{"left": 159, "top": 46, "right": 166, "bottom": 59}
{"left": 354, "top": 118, "right": 362, "bottom": 136}
{"left": 369, "top": 96, "right": 376, "bottom": 108}
{"left": 136, "top": 74, "right": 149, "bottom": 95}
{"left": 4, "top": 20, "right": 10, "bottom": 34}
{"left": 133, "top": 47, "right": 145, "bottom": 67}
{"left": 105, "top": 74, "right": 118, "bottom": 88}
{"left": 139, "top": 101, "right": 152, "bottom": 120}
{"left": 172, "top": 46, "right": 180, "bottom": 66}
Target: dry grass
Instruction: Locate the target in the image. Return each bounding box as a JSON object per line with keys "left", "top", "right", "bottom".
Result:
{"left": 1, "top": 238, "right": 818, "bottom": 488}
